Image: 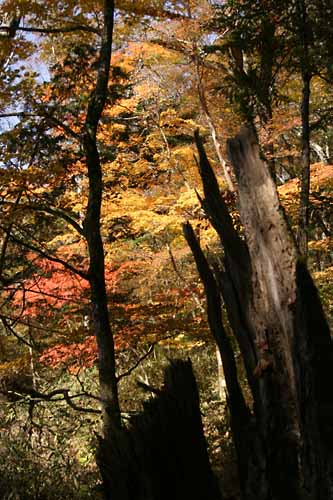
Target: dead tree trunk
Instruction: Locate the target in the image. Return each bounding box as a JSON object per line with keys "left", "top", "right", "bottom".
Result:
{"left": 98, "top": 359, "right": 222, "bottom": 500}
{"left": 185, "top": 126, "right": 333, "bottom": 499}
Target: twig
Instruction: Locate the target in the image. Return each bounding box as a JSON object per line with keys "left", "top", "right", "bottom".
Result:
{"left": 117, "top": 332, "right": 180, "bottom": 383}
{"left": 117, "top": 343, "right": 155, "bottom": 382}
{"left": 166, "top": 243, "right": 186, "bottom": 281}
{"left": 0, "top": 224, "right": 88, "bottom": 280}
{"left": 5, "top": 387, "right": 101, "bottom": 415}
{"left": 0, "top": 315, "right": 33, "bottom": 348}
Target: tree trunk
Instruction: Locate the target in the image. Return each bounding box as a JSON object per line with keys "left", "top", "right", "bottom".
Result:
{"left": 187, "top": 126, "right": 333, "bottom": 499}
{"left": 82, "top": 0, "right": 121, "bottom": 435}
{"left": 298, "top": 26, "right": 311, "bottom": 258}
{"left": 183, "top": 221, "right": 265, "bottom": 498}
{"left": 99, "top": 359, "right": 222, "bottom": 500}
{"left": 297, "top": 0, "right": 312, "bottom": 258}
{"left": 297, "top": 65, "right": 311, "bottom": 258}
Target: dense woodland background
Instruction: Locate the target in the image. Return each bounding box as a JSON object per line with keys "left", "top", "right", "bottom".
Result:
{"left": 0, "top": 1, "right": 332, "bottom": 498}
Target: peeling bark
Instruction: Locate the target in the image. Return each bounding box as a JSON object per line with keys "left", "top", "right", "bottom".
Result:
{"left": 189, "top": 126, "right": 333, "bottom": 499}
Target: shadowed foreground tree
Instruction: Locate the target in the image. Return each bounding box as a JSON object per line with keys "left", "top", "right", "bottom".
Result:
{"left": 184, "top": 127, "right": 333, "bottom": 500}
{"left": 98, "top": 359, "right": 222, "bottom": 500}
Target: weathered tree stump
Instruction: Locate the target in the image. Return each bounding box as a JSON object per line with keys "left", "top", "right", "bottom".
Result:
{"left": 98, "top": 359, "right": 222, "bottom": 500}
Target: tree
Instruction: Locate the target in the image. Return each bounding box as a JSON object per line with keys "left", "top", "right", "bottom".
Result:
{"left": 81, "top": 0, "right": 121, "bottom": 436}
{"left": 0, "top": 0, "right": 121, "bottom": 448}
{"left": 185, "top": 127, "right": 333, "bottom": 499}
{"left": 210, "top": 0, "right": 333, "bottom": 255}
{"left": 0, "top": 1, "right": 215, "bottom": 494}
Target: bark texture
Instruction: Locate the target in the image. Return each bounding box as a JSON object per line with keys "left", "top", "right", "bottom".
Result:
{"left": 81, "top": 0, "right": 121, "bottom": 434}
{"left": 98, "top": 359, "right": 222, "bottom": 500}
{"left": 296, "top": 0, "right": 312, "bottom": 257}
{"left": 186, "top": 126, "right": 333, "bottom": 499}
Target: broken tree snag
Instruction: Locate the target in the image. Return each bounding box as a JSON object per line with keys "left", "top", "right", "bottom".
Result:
{"left": 194, "top": 130, "right": 258, "bottom": 398}
{"left": 183, "top": 222, "right": 249, "bottom": 419}
{"left": 227, "top": 126, "right": 300, "bottom": 402}
{"left": 295, "top": 260, "right": 333, "bottom": 443}
{"left": 98, "top": 359, "right": 222, "bottom": 500}
{"left": 226, "top": 125, "right": 333, "bottom": 498}
{"left": 194, "top": 129, "right": 248, "bottom": 269}
{"left": 183, "top": 221, "right": 263, "bottom": 496}
{"left": 227, "top": 125, "right": 298, "bottom": 325}
{"left": 229, "top": 128, "right": 302, "bottom": 496}
{"left": 188, "top": 126, "right": 333, "bottom": 498}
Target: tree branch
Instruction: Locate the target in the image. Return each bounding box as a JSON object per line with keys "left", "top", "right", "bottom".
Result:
{"left": 117, "top": 333, "right": 180, "bottom": 383}
{"left": 0, "top": 111, "right": 80, "bottom": 141}
{"left": 4, "top": 386, "right": 101, "bottom": 414}
{"left": 0, "top": 224, "right": 88, "bottom": 280}
{"left": 150, "top": 39, "right": 228, "bottom": 72}
{"left": 0, "top": 192, "right": 23, "bottom": 280}
{"left": 0, "top": 313, "right": 67, "bottom": 336}
{"left": 117, "top": 344, "right": 155, "bottom": 383}
{"left": 0, "top": 315, "right": 34, "bottom": 348}
{"left": 0, "top": 24, "right": 100, "bottom": 36}
{"left": 0, "top": 200, "right": 85, "bottom": 236}
{"left": 5, "top": 284, "right": 88, "bottom": 306}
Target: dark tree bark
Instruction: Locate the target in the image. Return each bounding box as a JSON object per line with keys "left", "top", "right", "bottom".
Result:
{"left": 187, "top": 126, "right": 333, "bottom": 499}
{"left": 183, "top": 222, "right": 264, "bottom": 498}
{"left": 99, "top": 359, "right": 222, "bottom": 500}
{"left": 81, "top": 0, "right": 121, "bottom": 435}
{"left": 298, "top": 72, "right": 311, "bottom": 256}
{"left": 296, "top": 0, "right": 312, "bottom": 258}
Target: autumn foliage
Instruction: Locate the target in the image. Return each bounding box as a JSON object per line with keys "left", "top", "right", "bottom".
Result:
{"left": 0, "top": 0, "right": 332, "bottom": 498}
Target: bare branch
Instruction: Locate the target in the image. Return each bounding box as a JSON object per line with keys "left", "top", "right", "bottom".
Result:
{"left": 117, "top": 343, "right": 155, "bottom": 383}
{"left": 0, "top": 313, "right": 67, "bottom": 336}
{"left": 3, "top": 386, "right": 101, "bottom": 414}
{"left": 5, "top": 284, "right": 88, "bottom": 306}
{"left": 117, "top": 333, "right": 180, "bottom": 383}
{"left": 0, "top": 224, "right": 89, "bottom": 280}
{"left": 166, "top": 242, "right": 186, "bottom": 281}
{"left": 0, "top": 111, "right": 81, "bottom": 141}
{"left": 0, "top": 200, "right": 85, "bottom": 236}
{"left": 0, "top": 315, "right": 34, "bottom": 348}
{"left": 0, "top": 24, "right": 100, "bottom": 36}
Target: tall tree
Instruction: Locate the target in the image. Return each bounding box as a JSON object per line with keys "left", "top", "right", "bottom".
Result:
{"left": 185, "top": 128, "right": 333, "bottom": 499}
{"left": 0, "top": 0, "right": 121, "bottom": 436}
{"left": 296, "top": 0, "right": 312, "bottom": 257}
{"left": 81, "top": 0, "right": 121, "bottom": 434}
